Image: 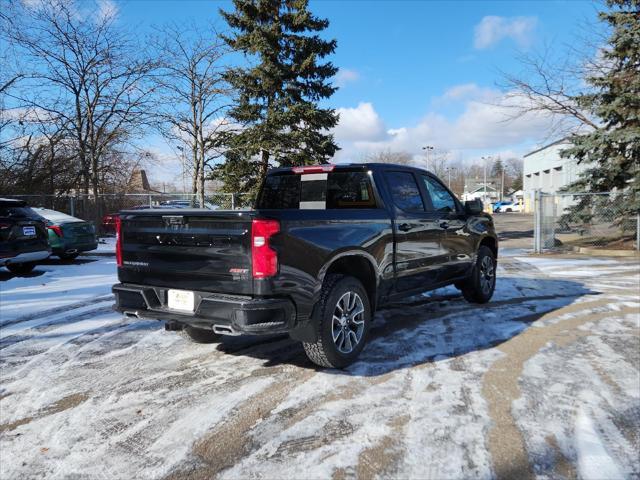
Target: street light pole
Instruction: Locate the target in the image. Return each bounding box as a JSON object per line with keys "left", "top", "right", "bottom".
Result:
{"left": 481, "top": 156, "right": 491, "bottom": 205}
{"left": 501, "top": 163, "right": 505, "bottom": 201}
{"left": 177, "top": 145, "right": 187, "bottom": 194}
{"left": 422, "top": 145, "right": 434, "bottom": 171}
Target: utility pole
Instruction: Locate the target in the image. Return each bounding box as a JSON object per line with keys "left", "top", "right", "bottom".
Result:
{"left": 422, "top": 145, "right": 434, "bottom": 171}
{"left": 499, "top": 155, "right": 504, "bottom": 201}
{"left": 481, "top": 156, "right": 491, "bottom": 205}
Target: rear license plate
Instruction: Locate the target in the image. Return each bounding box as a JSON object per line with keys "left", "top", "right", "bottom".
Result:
{"left": 167, "top": 289, "right": 195, "bottom": 312}
{"left": 22, "top": 226, "right": 36, "bottom": 236}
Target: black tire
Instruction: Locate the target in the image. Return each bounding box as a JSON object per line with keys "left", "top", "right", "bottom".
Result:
{"left": 181, "top": 326, "right": 222, "bottom": 344}
{"left": 58, "top": 253, "right": 79, "bottom": 261}
{"left": 459, "top": 246, "right": 496, "bottom": 304}
{"left": 6, "top": 262, "right": 36, "bottom": 275}
{"left": 506, "top": 208, "right": 512, "bottom": 212}
{"left": 303, "top": 274, "right": 371, "bottom": 369}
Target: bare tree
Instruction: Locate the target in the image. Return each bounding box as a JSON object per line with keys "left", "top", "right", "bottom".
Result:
{"left": 499, "top": 44, "right": 602, "bottom": 139}
{"left": 151, "top": 23, "right": 230, "bottom": 206}
{"left": 364, "top": 149, "right": 413, "bottom": 165}
{"left": 3, "top": 0, "right": 155, "bottom": 214}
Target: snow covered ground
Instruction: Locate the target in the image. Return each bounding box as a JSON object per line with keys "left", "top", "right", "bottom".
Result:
{"left": 0, "top": 253, "right": 638, "bottom": 479}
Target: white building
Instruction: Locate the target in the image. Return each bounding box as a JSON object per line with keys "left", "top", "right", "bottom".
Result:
{"left": 522, "top": 139, "right": 589, "bottom": 212}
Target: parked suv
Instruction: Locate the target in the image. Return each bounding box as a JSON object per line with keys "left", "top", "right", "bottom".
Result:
{"left": 0, "top": 199, "right": 51, "bottom": 274}
{"left": 113, "top": 163, "right": 498, "bottom": 368}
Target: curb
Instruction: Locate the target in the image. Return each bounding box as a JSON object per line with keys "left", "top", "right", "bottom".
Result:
{"left": 83, "top": 251, "right": 115, "bottom": 258}
{"left": 571, "top": 246, "right": 640, "bottom": 257}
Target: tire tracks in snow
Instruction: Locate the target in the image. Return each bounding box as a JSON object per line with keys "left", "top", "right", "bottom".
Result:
{"left": 0, "top": 294, "right": 114, "bottom": 328}
{"left": 481, "top": 298, "right": 640, "bottom": 480}
{"left": 0, "top": 302, "right": 117, "bottom": 349}
{"left": 166, "top": 366, "right": 317, "bottom": 480}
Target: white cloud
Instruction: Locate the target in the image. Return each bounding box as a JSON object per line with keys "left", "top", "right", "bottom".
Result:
{"left": 334, "top": 102, "right": 388, "bottom": 143}
{"left": 473, "top": 16, "right": 537, "bottom": 50}
{"left": 331, "top": 85, "right": 556, "bottom": 163}
{"left": 96, "top": 0, "right": 118, "bottom": 21}
{"left": 334, "top": 68, "right": 360, "bottom": 88}
{"left": 440, "top": 83, "right": 496, "bottom": 103}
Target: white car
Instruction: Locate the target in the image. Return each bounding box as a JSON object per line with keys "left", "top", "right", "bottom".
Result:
{"left": 496, "top": 202, "right": 524, "bottom": 213}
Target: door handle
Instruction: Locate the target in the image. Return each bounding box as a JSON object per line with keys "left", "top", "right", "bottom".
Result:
{"left": 439, "top": 221, "right": 449, "bottom": 229}
{"left": 398, "top": 223, "right": 413, "bottom": 232}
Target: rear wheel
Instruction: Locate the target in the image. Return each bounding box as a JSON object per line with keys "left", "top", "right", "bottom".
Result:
{"left": 459, "top": 246, "right": 496, "bottom": 304}
{"left": 303, "top": 274, "right": 371, "bottom": 368}
{"left": 181, "top": 326, "right": 221, "bottom": 344}
{"left": 6, "top": 263, "right": 36, "bottom": 275}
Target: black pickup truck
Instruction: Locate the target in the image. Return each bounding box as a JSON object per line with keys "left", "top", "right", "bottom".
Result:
{"left": 113, "top": 163, "right": 498, "bottom": 368}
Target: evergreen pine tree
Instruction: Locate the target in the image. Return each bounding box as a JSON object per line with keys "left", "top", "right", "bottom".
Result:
{"left": 216, "top": 0, "right": 339, "bottom": 201}
{"left": 491, "top": 158, "right": 504, "bottom": 179}
{"left": 560, "top": 0, "right": 639, "bottom": 225}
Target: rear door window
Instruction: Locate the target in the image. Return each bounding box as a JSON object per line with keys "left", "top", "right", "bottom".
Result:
{"left": 386, "top": 171, "right": 425, "bottom": 212}
{"left": 257, "top": 171, "right": 377, "bottom": 209}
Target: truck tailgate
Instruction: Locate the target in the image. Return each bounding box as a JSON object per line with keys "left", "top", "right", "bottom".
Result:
{"left": 118, "top": 210, "right": 255, "bottom": 295}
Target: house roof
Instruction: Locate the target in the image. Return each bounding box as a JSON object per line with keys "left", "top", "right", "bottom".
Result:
{"left": 468, "top": 185, "right": 498, "bottom": 193}
{"left": 523, "top": 137, "right": 571, "bottom": 158}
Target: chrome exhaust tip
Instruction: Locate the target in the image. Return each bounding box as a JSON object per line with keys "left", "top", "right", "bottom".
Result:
{"left": 213, "top": 324, "right": 241, "bottom": 336}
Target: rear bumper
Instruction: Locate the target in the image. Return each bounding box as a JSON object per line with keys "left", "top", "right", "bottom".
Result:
{"left": 51, "top": 241, "right": 98, "bottom": 255}
{"left": 112, "top": 283, "right": 296, "bottom": 335}
{"left": 0, "top": 249, "right": 51, "bottom": 266}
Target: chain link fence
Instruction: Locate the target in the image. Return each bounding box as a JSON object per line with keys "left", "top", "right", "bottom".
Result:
{"left": 534, "top": 191, "right": 639, "bottom": 253}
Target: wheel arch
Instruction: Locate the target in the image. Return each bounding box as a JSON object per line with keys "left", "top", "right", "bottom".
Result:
{"left": 479, "top": 235, "right": 498, "bottom": 259}
{"left": 317, "top": 250, "right": 379, "bottom": 313}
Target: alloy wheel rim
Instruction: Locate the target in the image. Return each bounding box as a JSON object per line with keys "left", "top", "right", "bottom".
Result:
{"left": 480, "top": 256, "right": 495, "bottom": 295}
{"left": 331, "top": 291, "right": 365, "bottom": 354}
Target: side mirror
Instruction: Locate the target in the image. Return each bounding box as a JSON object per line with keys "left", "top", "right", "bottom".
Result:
{"left": 464, "top": 199, "right": 483, "bottom": 215}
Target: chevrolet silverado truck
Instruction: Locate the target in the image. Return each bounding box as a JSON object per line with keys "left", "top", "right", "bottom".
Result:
{"left": 113, "top": 163, "right": 498, "bottom": 368}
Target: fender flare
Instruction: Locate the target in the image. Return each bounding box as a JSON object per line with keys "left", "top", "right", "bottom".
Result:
{"left": 290, "top": 250, "right": 381, "bottom": 344}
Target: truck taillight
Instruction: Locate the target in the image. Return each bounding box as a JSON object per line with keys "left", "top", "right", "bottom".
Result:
{"left": 115, "top": 215, "right": 122, "bottom": 267}
{"left": 251, "top": 219, "right": 279, "bottom": 279}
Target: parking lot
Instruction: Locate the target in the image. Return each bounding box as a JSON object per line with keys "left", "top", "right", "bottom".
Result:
{"left": 1, "top": 221, "right": 639, "bottom": 479}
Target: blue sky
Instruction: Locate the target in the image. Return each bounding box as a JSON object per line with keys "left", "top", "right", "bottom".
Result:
{"left": 115, "top": 0, "right": 599, "bottom": 182}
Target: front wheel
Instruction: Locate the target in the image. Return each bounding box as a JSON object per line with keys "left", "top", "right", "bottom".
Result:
{"left": 58, "top": 253, "right": 79, "bottom": 261}
{"left": 6, "top": 263, "right": 36, "bottom": 275}
{"left": 459, "top": 246, "right": 496, "bottom": 304}
{"left": 303, "top": 274, "right": 371, "bottom": 369}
